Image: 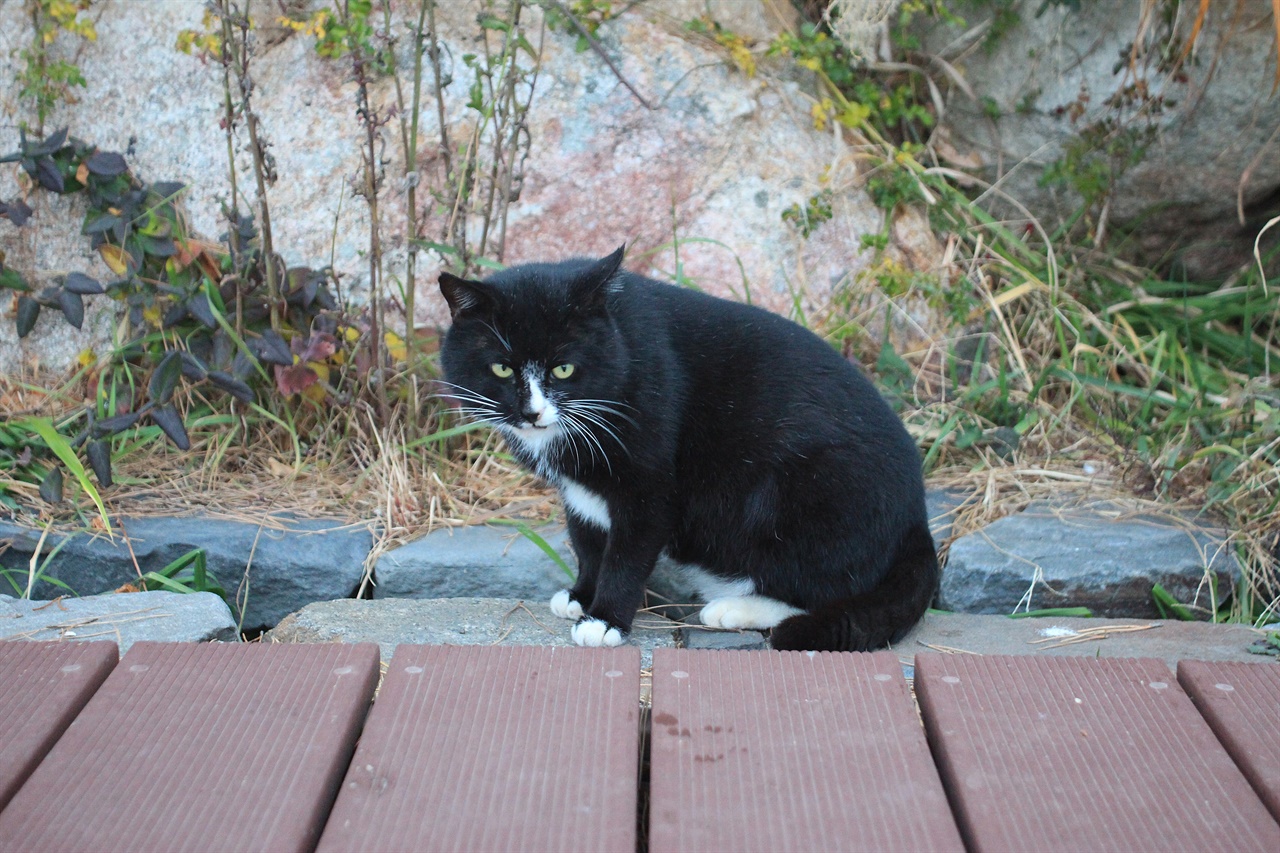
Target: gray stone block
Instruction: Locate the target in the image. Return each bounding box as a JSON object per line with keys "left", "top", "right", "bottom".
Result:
{"left": 0, "top": 516, "right": 373, "bottom": 631}
{"left": 0, "top": 591, "right": 236, "bottom": 653}
{"left": 680, "top": 626, "right": 769, "bottom": 650}
{"left": 926, "top": 487, "right": 966, "bottom": 545}
{"left": 374, "top": 524, "right": 577, "bottom": 601}
{"left": 940, "top": 503, "right": 1238, "bottom": 617}
{"left": 266, "top": 597, "right": 680, "bottom": 668}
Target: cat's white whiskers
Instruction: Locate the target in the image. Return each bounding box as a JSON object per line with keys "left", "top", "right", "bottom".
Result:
{"left": 565, "top": 405, "right": 630, "bottom": 458}
{"left": 450, "top": 401, "right": 502, "bottom": 417}
{"left": 449, "top": 392, "right": 497, "bottom": 406}
{"left": 448, "top": 395, "right": 497, "bottom": 409}
{"left": 432, "top": 379, "right": 496, "bottom": 397}
{"left": 560, "top": 411, "right": 612, "bottom": 476}
{"left": 432, "top": 382, "right": 503, "bottom": 415}
{"left": 453, "top": 408, "right": 499, "bottom": 422}
{"left": 480, "top": 320, "right": 513, "bottom": 353}
{"left": 562, "top": 414, "right": 606, "bottom": 474}
{"left": 571, "top": 399, "right": 639, "bottom": 428}
{"left": 558, "top": 414, "right": 585, "bottom": 470}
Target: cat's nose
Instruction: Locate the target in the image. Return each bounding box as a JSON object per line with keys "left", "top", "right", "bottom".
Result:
{"left": 521, "top": 377, "right": 556, "bottom": 427}
{"left": 521, "top": 405, "right": 550, "bottom": 427}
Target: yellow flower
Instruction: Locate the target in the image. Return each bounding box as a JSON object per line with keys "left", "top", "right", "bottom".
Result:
{"left": 384, "top": 331, "right": 407, "bottom": 363}
{"left": 811, "top": 98, "right": 834, "bottom": 132}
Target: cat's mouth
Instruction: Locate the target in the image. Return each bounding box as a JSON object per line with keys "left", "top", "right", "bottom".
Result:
{"left": 517, "top": 421, "right": 558, "bottom": 432}
{"left": 509, "top": 419, "right": 561, "bottom": 436}
{"left": 502, "top": 421, "right": 564, "bottom": 457}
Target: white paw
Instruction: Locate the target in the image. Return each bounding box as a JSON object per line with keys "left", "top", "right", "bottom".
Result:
{"left": 571, "top": 617, "right": 625, "bottom": 647}
{"left": 700, "top": 595, "right": 804, "bottom": 630}
{"left": 550, "top": 589, "right": 583, "bottom": 620}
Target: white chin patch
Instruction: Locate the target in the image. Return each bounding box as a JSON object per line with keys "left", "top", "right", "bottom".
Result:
{"left": 549, "top": 589, "right": 583, "bottom": 620}
{"left": 560, "top": 480, "right": 611, "bottom": 530}
{"left": 571, "top": 617, "right": 625, "bottom": 647}
{"left": 503, "top": 423, "right": 562, "bottom": 458}
{"left": 700, "top": 595, "right": 805, "bottom": 630}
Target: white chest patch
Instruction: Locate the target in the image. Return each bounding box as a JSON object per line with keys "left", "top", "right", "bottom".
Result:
{"left": 560, "top": 480, "right": 611, "bottom": 530}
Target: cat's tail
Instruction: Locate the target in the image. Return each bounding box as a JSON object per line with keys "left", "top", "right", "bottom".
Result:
{"left": 770, "top": 522, "right": 939, "bottom": 652}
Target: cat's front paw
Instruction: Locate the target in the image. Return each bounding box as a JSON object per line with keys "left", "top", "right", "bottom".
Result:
{"left": 571, "top": 617, "right": 625, "bottom": 647}
{"left": 549, "top": 589, "right": 584, "bottom": 620}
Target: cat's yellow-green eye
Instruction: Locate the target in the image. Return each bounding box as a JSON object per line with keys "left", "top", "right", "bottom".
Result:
{"left": 490, "top": 363, "right": 514, "bottom": 379}
{"left": 552, "top": 364, "right": 576, "bottom": 379}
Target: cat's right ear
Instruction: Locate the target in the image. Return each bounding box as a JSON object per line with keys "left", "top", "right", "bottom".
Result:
{"left": 591, "top": 244, "right": 627, "bottom": 286}
{"left": 439, "top": 273, "right": 493, "bottom": 319}
{"left": 572, "top": 244, "right": 627, "bottom": 314}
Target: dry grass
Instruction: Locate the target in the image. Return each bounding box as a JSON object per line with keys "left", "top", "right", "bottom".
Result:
{"left": 1, "top": 363, "right": 560, "bottom": 602}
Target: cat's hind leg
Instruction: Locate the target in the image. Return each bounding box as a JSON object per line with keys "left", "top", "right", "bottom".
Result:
{"left": 700, "top": 595, "right": 804, "bottom": 630}
{"left": 769, "top": 521, "right": 939, "bottom": 651}
{"left": 681, "top": 565, "right": 804, "bottom": 630}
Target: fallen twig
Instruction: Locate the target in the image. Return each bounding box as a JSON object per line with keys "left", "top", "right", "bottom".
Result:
{"left": 1030, "top": 623, "right": 1158, "bottom": 650}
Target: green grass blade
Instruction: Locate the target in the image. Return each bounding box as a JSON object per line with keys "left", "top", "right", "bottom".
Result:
{"left": 1008, "top": 607, "right": 1094, "bottom": 619}
{"left": 156, "top": 548, "right": 205, "bottom": 578}
{"left": 18, "top": 417, "right": 111, "bottom": 532}
{"left": 403, "top": 420, "right": 488, "bottom": 450}
{"left": 503, "top": 521, "right": 575, "bottom": 581}
{"left": 1152, "top": 583, "right": 1195, "bottom": 621}
{"left": 139, "top": 572, "right": 198, "bottom": 594}
{"left": 1, "top": 570, "right": 75, "bottom": 596}
{"left": 921, "top": 412, "right": 962, "bottom": 472}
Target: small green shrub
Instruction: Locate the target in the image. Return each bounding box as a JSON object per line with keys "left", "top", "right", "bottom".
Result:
{"left": 15, "top": 0, "right": 97, "bottom": 133}
{"left": 0, "top": 127, "right": 398, "bottom": 507}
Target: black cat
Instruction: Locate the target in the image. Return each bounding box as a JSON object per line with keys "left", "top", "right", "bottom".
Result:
{"left": 438, "top": 246, "right": 938, "bottom": 651}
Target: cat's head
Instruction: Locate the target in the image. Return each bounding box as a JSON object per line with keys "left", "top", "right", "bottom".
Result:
{"left": 437, "top": 246, "right": 632, "bottom": 460}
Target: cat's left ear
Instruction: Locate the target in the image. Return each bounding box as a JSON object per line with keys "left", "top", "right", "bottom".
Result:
{"left": 439, "top": 272, "right": 494, "bottom": 319}
{"left": 573, "top": 244, "right": 627, "bottom": 313}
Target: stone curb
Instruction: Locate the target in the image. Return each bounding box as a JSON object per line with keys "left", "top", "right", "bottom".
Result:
{"left": 264, "top": 597, "right": 682, "bottom": 670}
{"left": 262, "top": 598, "right": 1271, "bottom": 672}
{"left": 0, "top": 516, "right": 373, "bottom": 631}
{"left": 4, "top": 593, "right": 1270, "bottom": 672}
{"left": 0, "top": 591, "right": 236, "bottom": 652}
{"left": 940, "top": 502, "right": 1239, "bottom": 617}
{"left": 0, "top": 490, "right": 1247, "bottom": 633}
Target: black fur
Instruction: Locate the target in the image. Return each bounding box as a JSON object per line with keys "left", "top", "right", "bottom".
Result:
{"left": 438, "top": 246, "right": 938, "bottom": 651}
